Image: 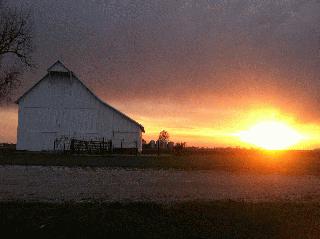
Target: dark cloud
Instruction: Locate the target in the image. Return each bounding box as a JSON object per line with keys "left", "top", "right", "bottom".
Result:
{"left": 8, "top": 0, "right": 320, "bottom": 122}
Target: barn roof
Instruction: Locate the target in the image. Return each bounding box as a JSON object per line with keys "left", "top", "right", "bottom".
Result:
{"left": 47, "top": 60, "right": 70, "bottom": 73}
{"left": 15, "top": 60, "right": 145, "bottom": 132}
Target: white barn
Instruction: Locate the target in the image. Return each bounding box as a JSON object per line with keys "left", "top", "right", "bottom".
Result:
{"left": 16, "top": 61, "right": 145, "bottom": 152}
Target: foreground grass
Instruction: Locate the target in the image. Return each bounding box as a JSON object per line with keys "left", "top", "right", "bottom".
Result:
{"left": 1, "top": 150, "right": 320, "bottom": 175}
{"left": 1, "top": 201, "right": 320, "bottom": 238}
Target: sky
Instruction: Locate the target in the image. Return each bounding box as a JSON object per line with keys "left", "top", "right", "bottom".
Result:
{"left": 1, "top": 0, "right": 320, "bottom": 148}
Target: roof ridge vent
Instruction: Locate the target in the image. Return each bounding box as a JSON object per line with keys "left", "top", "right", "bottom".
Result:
{"left": 47, "top": 60, "right": 70, "bottom": 73}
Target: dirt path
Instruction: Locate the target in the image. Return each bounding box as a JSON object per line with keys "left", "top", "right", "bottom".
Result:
{"left": 1, "top": 166, "right": 320, "bottom": 202}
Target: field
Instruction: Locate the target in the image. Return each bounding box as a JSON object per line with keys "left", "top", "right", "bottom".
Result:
{"left": 2, "top": 166, "right": 320, "bottom": 202}
{"left": 1, "top": 149, "right": 320, "bottom": 175}
{"left": 1, "top": 150, "right": 320, "bottom": 238}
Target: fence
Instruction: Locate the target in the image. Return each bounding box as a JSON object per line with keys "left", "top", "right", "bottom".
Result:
{"left": 70, "top": 139, "right": 112, "bottom": 153}
{"left": 53, "top": 137, "right": 138, "bottom": 154}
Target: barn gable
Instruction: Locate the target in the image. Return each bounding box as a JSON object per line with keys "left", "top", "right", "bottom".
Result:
{"left": 16, "top": 61, "right": 144, "bottom": 132}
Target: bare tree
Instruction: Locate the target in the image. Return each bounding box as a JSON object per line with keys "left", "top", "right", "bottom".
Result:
{"left": 0, "top": 1, "right": 33, "bottom": 102}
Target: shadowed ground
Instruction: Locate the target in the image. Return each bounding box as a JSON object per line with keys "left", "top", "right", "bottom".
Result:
{"left": 1, "top": 201, "right": 320, "bottom": 239}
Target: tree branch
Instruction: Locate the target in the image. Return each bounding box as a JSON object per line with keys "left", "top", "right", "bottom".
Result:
{"left": 0, "top": 2, "right": 33, "bottom": 103}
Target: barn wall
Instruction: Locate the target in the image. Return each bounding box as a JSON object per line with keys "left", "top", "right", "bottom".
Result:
{"left": 16, "top": 73, "right": 143, "bottom": 152}
{"left": 92, "top": 84, "right": 142, "bottom": 151}
{"left": 96, "top": 97, "right": 142, "bottom": 151}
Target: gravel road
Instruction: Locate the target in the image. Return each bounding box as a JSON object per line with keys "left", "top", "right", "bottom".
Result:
{"left": 1, "top": 166, "right": 320, "bottom": 202}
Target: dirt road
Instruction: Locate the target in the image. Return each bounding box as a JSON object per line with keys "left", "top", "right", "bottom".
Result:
{"left": 1, "top": 166, "right": 320, "bottom": 202}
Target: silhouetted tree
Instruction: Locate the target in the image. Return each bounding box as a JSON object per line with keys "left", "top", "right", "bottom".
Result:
{"left": 0, "top": 1, "right": 33, "bottom": 102}
{"left": 157, "top": 130, "right": 169, "bottom": 156}
{"left": 158, "top": 130, "right": 169, "bottom": 143}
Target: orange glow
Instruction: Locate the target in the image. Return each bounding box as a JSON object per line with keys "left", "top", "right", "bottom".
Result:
{"left": 1, "top": 102, "right": 320, "bottom": 149}
{"left": 0, "top": 107, "right": 18, "bottom": 143}
{"left": 236, "top": 121, "right": 303, "bottom": 150}
{"left": 135, "top": 106, "right": 320, "bottom": 149}
{"left": 102, "top": 100, "right": 320, "bottom": 149}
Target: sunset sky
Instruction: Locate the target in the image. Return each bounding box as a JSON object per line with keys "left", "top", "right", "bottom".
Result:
{"left": 1, "top": 0, "right": 320, "bottom": 149}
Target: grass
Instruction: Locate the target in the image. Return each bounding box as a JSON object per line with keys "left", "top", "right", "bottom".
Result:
{"left": 1, "top": 201, "right": 320, "bottom": 238}
{"left": 1, "top": 150, "right": 320, "bottom": 175}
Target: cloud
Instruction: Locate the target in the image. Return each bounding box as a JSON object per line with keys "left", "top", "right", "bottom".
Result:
{"left": 6, "top": 0, "right": 320, "bottom": 125}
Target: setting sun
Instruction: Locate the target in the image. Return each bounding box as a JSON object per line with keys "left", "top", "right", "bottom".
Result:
{"left": 236, "top": 121, "right": 304, "bottom": 150}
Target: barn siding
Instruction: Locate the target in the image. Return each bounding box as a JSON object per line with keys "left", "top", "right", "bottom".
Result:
{"left": 16, "top": 71, "right": 143, "bottom": 152}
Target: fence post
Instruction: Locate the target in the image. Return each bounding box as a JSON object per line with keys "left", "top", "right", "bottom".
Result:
{"left": 135, "top": 140, "right": 138, "bottom": 156}
{"left": 70, "top": 139, "right": 75, "bottom": 153}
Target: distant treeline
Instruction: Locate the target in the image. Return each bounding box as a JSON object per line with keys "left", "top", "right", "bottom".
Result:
{"left": 142, "top": 144, "right": 317, "bottom": 156}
